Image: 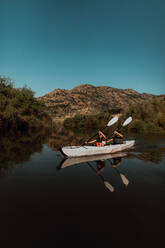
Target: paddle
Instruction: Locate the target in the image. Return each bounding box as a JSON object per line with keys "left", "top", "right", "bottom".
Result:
{"left": 107, "top": 159, "right": 129, "bottom": 186}
{"left": 115, "top": 116, "right": 132, "bottom": 133}
{"left": 87, "top": 162, "right": 115, "bottom": 192}
{"left": 106, "top": 116, "right": 132, "bottom": 143}
{"left": 82, "top": 115, "right": 119, "bottom": 146}
{"left": 120, "top": 173, "right": 129, "bottom": 186}
{"left": 121, "top": 116, "right": 132, "bottom": 127}
{"left": 113, "top": 167, "right": 129, "bottom": 186}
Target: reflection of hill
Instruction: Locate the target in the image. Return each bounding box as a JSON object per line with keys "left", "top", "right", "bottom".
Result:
{"left": 0, "top": 131, "right": 50, "bottom": 178}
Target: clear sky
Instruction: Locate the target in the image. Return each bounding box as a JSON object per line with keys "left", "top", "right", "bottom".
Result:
{"left": 1, "top": 0, "right": 165, "bottom": 97}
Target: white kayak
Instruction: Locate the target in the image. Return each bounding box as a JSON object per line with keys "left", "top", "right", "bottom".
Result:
{"left": 61, "top": 140, "right": 135, "bottom": 158}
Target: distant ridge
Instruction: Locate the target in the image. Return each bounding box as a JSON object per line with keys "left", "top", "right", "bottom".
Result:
{"left": 38, "top": 84, "right": 157, "bottom": 117}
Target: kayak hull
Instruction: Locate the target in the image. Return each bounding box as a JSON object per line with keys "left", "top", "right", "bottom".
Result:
{"left": 61, "top": 140, "right": 135, "bottom": 158}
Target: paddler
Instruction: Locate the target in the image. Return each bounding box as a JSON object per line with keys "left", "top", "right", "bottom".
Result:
{"left": 107, "top": 129, "right": 124, "bottom": 145}
{"left": 85, "top": 130, "right": 107, "bottom": 146}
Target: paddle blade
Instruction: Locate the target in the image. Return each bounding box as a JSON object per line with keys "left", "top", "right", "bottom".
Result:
{"left": 107, "top": 116, "right": 118, "bottom": 127}
{"left": 104, "top": 181, "right": 115, "bottom": 192}
{"left": 120, "top": 174, "right": 129, "bottom": 186}
{"left": 122, "top": 117, "right": 132, "bottom": 127}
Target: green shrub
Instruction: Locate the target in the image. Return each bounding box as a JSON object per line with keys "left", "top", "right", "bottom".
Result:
{"left": 123, "top": 97, "right": 165, "bottom": 134}
{"left": 0, "top": 76, "right": 51, "bottom": 132}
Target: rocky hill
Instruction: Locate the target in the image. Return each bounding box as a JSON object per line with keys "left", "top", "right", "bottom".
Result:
{"left": 38, "top": 84, "right": 158, "bottom": 117}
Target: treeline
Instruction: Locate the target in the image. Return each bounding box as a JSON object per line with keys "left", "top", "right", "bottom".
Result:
{"left": 0, "top": 77, "right": 51, "bottom": 132}
{"left": 63, "top": 113, "right": 111, "bottom": 133}
{"left": 63, "top": 97, "right": 165, "bottom": 134}
{"left": 124, "top": 97, "right": 165, "bottom": 134}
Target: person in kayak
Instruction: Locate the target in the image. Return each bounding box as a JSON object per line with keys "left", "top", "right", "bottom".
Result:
{"left": 107, "top": 129, "right": 124, "bottom": 145}
{"left": 85, "top": 130, "right": 107, "bottom": 146}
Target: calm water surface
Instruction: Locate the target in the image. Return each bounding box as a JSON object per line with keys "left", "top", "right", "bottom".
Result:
{"left": 0, "top": 133, "right": 165, "bottom": 247}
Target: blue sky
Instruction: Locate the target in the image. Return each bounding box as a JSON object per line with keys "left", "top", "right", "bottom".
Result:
{"left": 1, "top": 0, "right": 165, "bottom": 97}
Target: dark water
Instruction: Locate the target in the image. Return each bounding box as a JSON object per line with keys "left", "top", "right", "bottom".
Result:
{"left": 0, "top": 132, "right": 165, "bottom": 247}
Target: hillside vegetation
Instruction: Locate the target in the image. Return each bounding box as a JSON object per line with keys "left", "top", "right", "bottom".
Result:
{"left": 40, "top": 83, "right": 164, "bottom": 134}
{"left": 63, "top": 97, "right": 165, "bottom": 134}
{"left": 124, "top": 96, "right": 165, "bottom": 134}
{"left": 39, "top": 84, "right": 156, "bottom": 117}
{"left": 1, "top": 77, "right": 164, "bottom": 135}
{"left": 0, "top": 77, "right": 51, "bottom": 133}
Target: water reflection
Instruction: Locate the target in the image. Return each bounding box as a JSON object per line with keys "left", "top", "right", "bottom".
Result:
{"left": 46, "top": 129, "right": 82, "bottom": 150}
{"left": 0, "top": 131, "right": 164, "bottom": 245}
{"left": 0, "top": 130, "right": 50, "bottom": 178}
{"left": 57, "top": 152, "right": 127, "bottom": 169}
{"left": 57, "top": 152, "right": 129, "bottom": 192}
{"left": 46, "top": 127, "right": 102, "bottom": 150}
{"left": 127, "top": 147, "right": 165, "bottom": 164}
{"left": 54, "top": 133, "right": 165, "bottom": 193}
{"left": 47, "top": 129, "right": 165, "bottom": 164}
{"left": 87, "top": 161, "right": 115, "bottom": 192}
{"left": 109, "top": 159, "right": 129, "bottom": 186}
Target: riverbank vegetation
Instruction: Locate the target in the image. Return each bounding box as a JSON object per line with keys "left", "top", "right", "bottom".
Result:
{"left": 0, "top": 77, "right": 52, "bottom": 133}
{"left": 123, "top": 97, "right": 165, "bottom": 134}
{"left": 63, "top": 113, "right": 110, "bottom": 132}
{"left": 63, "top": 97, "right": 165, "bottom": 134}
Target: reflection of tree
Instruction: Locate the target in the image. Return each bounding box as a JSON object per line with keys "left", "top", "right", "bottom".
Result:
{"left": 127, "top": 147, "right": 165, "bottom": 164}
{"left": 0, "top": 130, "right": 50, "bottom": 178}
{"left": 46, "top": 123, "right": 115, "bottom": 151}
{"left": 46, "top": 125, "right": 90, "bottom": 150}
{"left": 137, "top": 148, "right": 165, "bottom": 164}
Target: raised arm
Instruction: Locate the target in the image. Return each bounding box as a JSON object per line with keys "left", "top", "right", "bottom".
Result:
{"left": 98, "top": 130, "right": 107, "bottom": 139}
{"left": 85, "top": 139, "right": 97, "bottom": 144}
{"left": 114, "top": 130, "right": 123, "bottom": 138}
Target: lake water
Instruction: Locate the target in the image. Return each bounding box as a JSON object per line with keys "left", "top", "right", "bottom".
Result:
{"left": 0, "top": 132, "right": 165, "bottom": 247}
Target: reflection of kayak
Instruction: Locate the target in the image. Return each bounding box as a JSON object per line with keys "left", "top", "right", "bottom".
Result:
{"left": 59, "top": 152, "right": 127, "bottom": 169}
{"left": 61, "top": 140, "right": 135, "bottom": 158}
